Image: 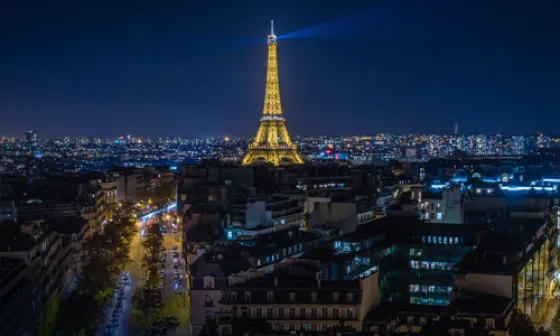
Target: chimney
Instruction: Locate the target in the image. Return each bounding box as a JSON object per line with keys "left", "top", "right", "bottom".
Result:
{"left": 274, "top": 277, "right": 278, "bottom": 288}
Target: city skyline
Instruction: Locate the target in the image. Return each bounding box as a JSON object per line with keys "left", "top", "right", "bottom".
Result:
{"left": 2, "top": 0, "right": 560, "bottom": 137}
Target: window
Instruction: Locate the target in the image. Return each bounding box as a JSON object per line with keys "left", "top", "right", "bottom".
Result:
{"left": 244, "top": 291, "right": 251, "bottom": 302}
{"left": 289, "top": 308, "right": 295, "bottom": 318}
{"left": 267, "top": 291, "right": 274, "bottom": 302}
{"left": 311, "top": 292, "right": 317, "bottom": 302}
{"left": 333, "top": 308, "right": 339, "bottom": 318}
{"left": 436, "top": 212, "right": 442, "bottom": 220}
{"left": 206, "top": 311, "right": 214, "bottom": 320}
{"left": 203, "top": 276, "right": 215, "bottom": 289}
{"left": 267, "top": 308, "right": 273, "bottom": 318}
{"left": 347, "top": 308, "right": 354, "bottom": 319}
{"left": 256, "top": 308, "right": 262, "bottom": 318}
{"left": 346, "top": 293, "right": 354, "bottom": 302}
{"left": 231, "top": 291, "right": 237, "bottom": 302}
{"left": 257, "top": 259, "right": 261, "bottom": 267}
{"left": 204, "top": 294, "right": 214, "bottom": 307}
{"left": 407, "top": 316, "right": 414, "bottom": 324}
{"left": 420, "top": 317, "right": 427, "bottom": 325}
{"left": 278, "top": 308, "right": 284, "bottom": 319}
{"left": 486, "top": 318, "right": 495, "bottom": 328}
{"left": 322, "top": 308, "right": 328, "bottom": 318}
{"left": 300, "top": 307, "right": 306, "bottom": 318}
{"left": 333, "top": 292, "right": 339, "bottom": 302}
{"left": 289, "top": 292, "right": 296, "bottom": 302}
{"left": 311, "top": 308, "right": 317, "bottom": 318}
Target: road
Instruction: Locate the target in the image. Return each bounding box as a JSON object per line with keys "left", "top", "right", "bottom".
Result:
{"left": 159, "top": 217, "right": 191, "bottom": 336}
{"left": 122, "top": 205, "right": 190, "bottom": 336}
{"left": 98, "top": 273, "right": 134, "bottom": 336}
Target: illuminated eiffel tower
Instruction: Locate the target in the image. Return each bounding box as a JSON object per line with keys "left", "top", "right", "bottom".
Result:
{"left": 242, "top": 21, "right": 304, "bottom": 166}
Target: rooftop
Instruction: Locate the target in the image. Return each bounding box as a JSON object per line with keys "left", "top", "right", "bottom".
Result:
{"left": 228, "top": 263, "right": 361, "bottom": 291}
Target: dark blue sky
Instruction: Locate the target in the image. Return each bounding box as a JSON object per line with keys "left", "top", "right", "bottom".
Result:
{"left": 1, "top": 0, "right": 560, "bottom": 137}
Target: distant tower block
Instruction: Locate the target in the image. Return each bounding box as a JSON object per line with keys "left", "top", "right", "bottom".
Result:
{"left": 242, "top": 21, "right": 304, "bottom": 166}
{"left": 454, "top": 122, "right": 459, "bottom": 135}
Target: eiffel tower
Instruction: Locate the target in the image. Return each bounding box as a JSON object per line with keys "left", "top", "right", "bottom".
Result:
{"left": 242, "top": 21, "right": 304, "bottom": 166}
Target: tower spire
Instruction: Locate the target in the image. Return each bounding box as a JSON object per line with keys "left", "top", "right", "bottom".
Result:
{"left": 271, "top": 20, "right": 274, "bottom": 36}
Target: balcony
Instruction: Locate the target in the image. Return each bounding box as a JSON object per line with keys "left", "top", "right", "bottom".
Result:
{"left": 248, "top": 143, "right": 297, "bottom": 150}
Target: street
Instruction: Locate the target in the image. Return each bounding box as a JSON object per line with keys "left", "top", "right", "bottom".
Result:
{"left": 96, "top": 203, "right": 190, "bottom": 336}
{"left": 130, "top": 205, "right": 190, "bottom": 336}
{"left": 159, "top": 217, "right": 191, "bottom": 336}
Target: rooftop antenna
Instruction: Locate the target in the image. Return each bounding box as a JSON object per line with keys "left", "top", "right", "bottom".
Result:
{"left": 271, "top": 20, "right": 275, "bottom": 36}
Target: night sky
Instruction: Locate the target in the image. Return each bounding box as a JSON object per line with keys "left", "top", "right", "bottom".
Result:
{"left": 1, "top": 0, "right": 560, "bottom": 138}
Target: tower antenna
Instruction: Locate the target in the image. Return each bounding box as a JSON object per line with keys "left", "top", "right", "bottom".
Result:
{"left": 271, "top": 20, "right": 274, "bottom": 36}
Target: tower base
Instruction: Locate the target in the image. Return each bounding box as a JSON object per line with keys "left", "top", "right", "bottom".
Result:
{"left": 242, "top": 149, "right": 304, "bottom": 166}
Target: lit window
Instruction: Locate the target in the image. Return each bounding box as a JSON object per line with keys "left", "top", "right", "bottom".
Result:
{"left": 436, "top": 212, "right": 442, "bottom": 220}
{"left": 203, "top": 277, "right": 214, "bottom": 289}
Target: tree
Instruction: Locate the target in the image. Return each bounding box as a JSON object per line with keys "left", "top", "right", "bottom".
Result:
{"left": 508, "top": 309, "right": 551, "bottom": 336}
{"left": 54, "top": 213, "right": 136, "bottom": 335}
{"left": 36, "top": 295, "right": 60, "bottom": 336}
{"left": 551, "top": 307, "right": 560, "bottom": 336}
{"left": 536, "top": 327, "right": 552, "bottom": 336}
{"left": 132, "top": 286, "right": 162, "bottom": 327}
